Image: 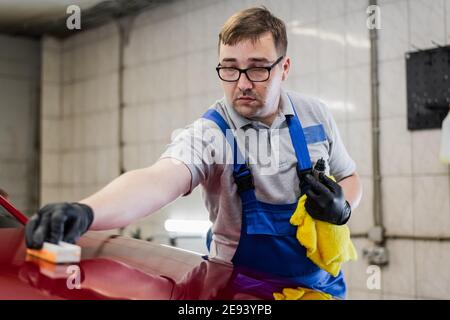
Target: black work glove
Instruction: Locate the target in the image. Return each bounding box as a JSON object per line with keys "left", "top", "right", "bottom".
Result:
{"left": 303, "top": 173, "right": 351, "bottom": 225}
{"left": 25, "top": 203, "right": 94, "bottom": 249}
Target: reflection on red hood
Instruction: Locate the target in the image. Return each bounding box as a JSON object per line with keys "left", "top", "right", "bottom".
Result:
{"left": 0, "top": 229, "right": 288, "bottom": 300}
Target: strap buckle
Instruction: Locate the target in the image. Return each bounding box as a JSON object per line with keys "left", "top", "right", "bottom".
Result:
{"left": 297, "top": 167, "right": 312, "bottom": 179}
{"left": 233, "top": 168, "right": 254, "bottom": 193}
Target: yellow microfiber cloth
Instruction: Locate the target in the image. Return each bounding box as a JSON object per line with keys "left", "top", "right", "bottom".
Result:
{"left": 273, "top": 286, "right": 333, "bottom": 300}
{"left": 289, "top": 190, "right": 358, "bottom": 277}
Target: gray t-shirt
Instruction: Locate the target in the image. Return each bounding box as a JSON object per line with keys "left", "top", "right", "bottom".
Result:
{"left": 160, "top": 89, "right": 356, "bottom": 264}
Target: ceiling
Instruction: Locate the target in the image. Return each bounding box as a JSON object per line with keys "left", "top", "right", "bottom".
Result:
{"left": 0, "top": 0, "right": 166, "bottom": 38}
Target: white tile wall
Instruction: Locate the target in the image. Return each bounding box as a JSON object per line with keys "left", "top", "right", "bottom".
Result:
{"left": 0, "top": 78, "right": 31, "bottom": 111}
{"left": 62, "top": 50, "right": 73, "bottom": 83}
{"left": 123, "top": 144, "right": 140, "bottom": 171}
{"left": 413, "top": 176, "right": 450, "bottom": 236}
{"left": 378, "top": 0, "right": 409, "bottom": 61}
{"left": 42, "top": 47, "right": 61, "bottom": 84}
{"left": 382, "top": 240, "right": 416, "bottom": 296}
{"left": 41, "top": 84, "right": 61, "bottom": 118}
{"left": 288, "top": 22, "right": 319, "bottom": 76}
{"left": 168, "top": 56, "right": 189, "bottom": 99}
{"left": 318, "top": 16, "right": 347, "bottom": 72}
{"left": 382, "top": 293, "right": 416, "bottom": 300}
{"left": 379, "top": 117, "right": 412, "bottom": 176}
{"left": 41, "top": 153, "right": 60, "bottom": 185}
{"left": 346, "top": 120, "right": 373, "bottom": 176}
{"left": 40, "top": 187, "right": 62, "bottom": 204}
{"left": 0, "top": 35, "right": 40, "bottom": 214}
{"left": 383, "top": 176, "right": 414, "bottom": 235}
{"left": 318, "top": 69, "right": 347, "bottom": 121}
{"left": 345, "top": 10, "right": 370, "bottom": 68}
{"left": 318, "top": 0, "right": 346, "bottom": 20}
{"left": 346, "top": 0, "right": 369, "bottom": 13}
{"left": 60, "top": 117, "right": 74, "bottom": 150}
{"left": 293, "top": 74, "right": 319, "bottom": 97}
{"left": 123, "top": 106, "right": 139, "bottom": 144}
{"left": 98, "top": 35, "right": 120, "bottom": 75}
{"left": 41, "top": 119, "right": 60, "bottom": 152}
{"left": 408, "top": 0, "right": 446, "bottom": 50}
{"left": 123, "top": 67, "right": 141, "bottom": 105}
{"left": 347, "top": 65, "right": 371, "bottom": 121}
{"left": 137, "top": 107, "right": 155, "bottom": 144}
{"left": 72, "top": 115, "right": 84, "bottom": 149}
{"left": 41, "top": 24, "right": 120, "bottom": 204}
{"left": 96, "top": 147, "right": 120, "bottom": 184}
{"left": 258, "top": 0, "right": 291, "bottom": 21}
{"left": 186, "top": 52, "right": 207, "bottom": 97}
{"left": 342, "top": 238, "right": 374, "bottom": 290}
{"left": 41, "top": 37, "right": 62, "bottom": 205}
{"left": 95, "top": 111, "right": 119, "bottom": 147}
{"left": 185, "top": 9, "right": 206, "bottom": 53}
{"left": 186, "top": 94, "right": 214, "bottom": 123}
{"left": 289, "top": 0, "right": 318, "bottom": 26}
{"left": 59, "top": 152, "right": 72, "bottom": 187}
{"left": 0, "top": 34, "right": 40, "bottom": 62}
{"left": 379, "top": 59, "right": 407, "bottom": 119}
{"left": 61, "top": 83, "right": 73, "bottom": 115}
{"left": 347, "top": 288, "right": 383, "bottom": 299}
{"left": 415, "top": 241, "right": 450, "bottom": 298}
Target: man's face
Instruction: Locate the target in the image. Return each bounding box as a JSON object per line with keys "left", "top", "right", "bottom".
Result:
{"left": 218, "top": 32, "right": 290, "bottom": 121}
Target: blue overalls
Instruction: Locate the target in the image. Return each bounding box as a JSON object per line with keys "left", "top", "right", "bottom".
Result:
{"left": 202, "top": 96, "right": 346, "bottom": 299}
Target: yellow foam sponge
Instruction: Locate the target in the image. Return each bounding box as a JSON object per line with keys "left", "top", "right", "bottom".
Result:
{"left": 26, "top": 241, "right": 81, "bottom": 264}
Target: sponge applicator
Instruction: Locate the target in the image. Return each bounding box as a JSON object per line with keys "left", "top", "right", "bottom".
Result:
{"left": 26, "top": 241, "right": 81, "bottom": 264}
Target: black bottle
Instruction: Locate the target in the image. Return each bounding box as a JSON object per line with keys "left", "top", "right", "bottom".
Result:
{"left": 313, "top": 158, "right": 326, "bottom": 180}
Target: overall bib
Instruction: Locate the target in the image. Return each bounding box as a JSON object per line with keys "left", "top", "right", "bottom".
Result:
{"left": 202, "top": 96, "right": 346, "bottom": 299}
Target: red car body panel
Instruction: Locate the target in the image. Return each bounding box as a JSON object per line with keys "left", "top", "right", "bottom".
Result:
{"left": 1, "top": 228, "right": 284, "bottom": 300}
{"left": 0, "top": 200, "right": 286, "bottom": 300}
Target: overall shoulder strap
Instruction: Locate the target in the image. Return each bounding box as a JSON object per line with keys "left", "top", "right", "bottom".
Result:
{"left": 202, "top": 109, "right": 254, "bottom": 193}
{"left": 285, "top": 95, "right": 313, "bottom": 174}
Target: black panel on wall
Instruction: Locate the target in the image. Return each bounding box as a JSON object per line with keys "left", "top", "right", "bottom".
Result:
{"left": 406, "top": 46, "right": 450, "bottom": 130}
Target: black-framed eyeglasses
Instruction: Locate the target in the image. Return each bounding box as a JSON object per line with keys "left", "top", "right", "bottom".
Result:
{"left": 216, "top": 56, "right": 284, "bottom": 82}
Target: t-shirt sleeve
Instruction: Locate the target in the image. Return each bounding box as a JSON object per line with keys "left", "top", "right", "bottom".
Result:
{"left": 159, "top": 118, "right": 218, "bottom": 195}
{"left": 321, "top": 104, "right": 357, "bottom": 181}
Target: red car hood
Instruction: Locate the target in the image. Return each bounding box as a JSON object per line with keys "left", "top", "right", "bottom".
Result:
{"left": 0, "top": 228, "right": 284, "bottom": 300}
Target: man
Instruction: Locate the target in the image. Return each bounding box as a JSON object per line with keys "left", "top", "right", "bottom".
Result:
{"left": 26, "top": 7, "right": 362, "bottom": 298}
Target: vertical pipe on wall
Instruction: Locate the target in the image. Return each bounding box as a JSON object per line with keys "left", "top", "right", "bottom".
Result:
{"left": 32, "top": 44, "right": 42, "bottom": 216}
{"left": 369, "top": 0, "right": 384, "bottom": 240}
{"left": 117, "top": 16, "right": 134, "bottom": 175}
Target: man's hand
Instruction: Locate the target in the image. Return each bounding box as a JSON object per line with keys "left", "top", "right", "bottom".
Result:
{"left": 303, "top": 174, "right": 351, "bottom": 225}
{"left": 25, "top": 203, "right": 94, "bottom": 249}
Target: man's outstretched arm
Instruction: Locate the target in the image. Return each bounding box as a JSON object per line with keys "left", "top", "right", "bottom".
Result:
{"left": 81, "top": 158, "right": 191, "bottom": 230}
{"left": 25, "top": 158, "right": 191, "bottom": 248}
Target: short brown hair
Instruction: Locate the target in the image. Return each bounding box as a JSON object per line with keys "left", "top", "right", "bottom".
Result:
{"left": 218, "top": 6, "right": 288, "bottom": 56}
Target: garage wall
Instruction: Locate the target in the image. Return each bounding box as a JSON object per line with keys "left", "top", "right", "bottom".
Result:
{"left": 41, "top": 24, "right": 120, "bottom": 205}
{"left": 0, "top": 34, "right": 40, "bottom": 215}
{"left": 40, "top": 0, "right": 450, "bottom": 299}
